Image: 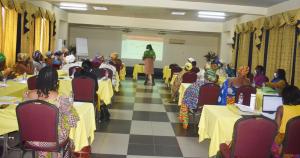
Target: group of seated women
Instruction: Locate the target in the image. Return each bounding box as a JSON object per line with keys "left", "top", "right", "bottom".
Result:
{"left": 0, "top": 49, "right": 76, "bottom": 80}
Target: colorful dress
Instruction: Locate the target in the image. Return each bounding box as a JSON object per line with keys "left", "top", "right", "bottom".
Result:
{"left": 24, "top": 95, "right": 80, "bottom": 158}
{"left": 179, "top": 79, "right": 205, "bottom": 129}
{"left": 218, "top": 79, "right": 236, "bottom": 105}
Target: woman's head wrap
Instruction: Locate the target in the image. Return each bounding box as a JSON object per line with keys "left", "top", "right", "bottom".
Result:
{"left": 0, "top": 53, "right": 6, "bottom": 63}
{"left": 17, "top": 53, "right": 30, "bottom": 62}
{"left": 237, "top": 66, "right": 249, "bottom": 77}
{"left": 204, "top": 68, "right": 217, "bottom": 82}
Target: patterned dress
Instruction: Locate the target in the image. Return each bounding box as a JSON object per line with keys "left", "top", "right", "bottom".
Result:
{"left": 179, "top": 79, "right": 205, "bottom": 129}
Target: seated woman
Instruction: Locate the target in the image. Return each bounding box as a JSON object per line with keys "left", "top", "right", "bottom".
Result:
{"left": 32, "top": 50, "right": 45, "bottom": 71}
{"left": 265, "top": 69, "right": 287, "bottom": 92}
{"left": 45, "top": 51, "right": 53, "bottom": 66}
{"left": 52, "top": 51, "right": 64, "bottom": 69}
{"left": 0, "top": 53, "right": 14, "bottom": 80}
{"left": 179, "top": 68, "right": 218, "bottom": 129}
{"left": 14, "top": 53, "right": 34, "bottom": 75}
{"left": 74, "top": 60, "right": 99, "bottom": 91}
{"left": 272, "top": 85, "right": 300, "bottom": 158}
{"left": 253, "top": 65, "right": 269, "bottom": 87}
{"left": 187, "top": 57, "right": 200, "bottom": 73}
{"left": 219, "top": 66, "right": 251, "bottom": 105}
{"left": 171, "top": 62, "right": 193, "bottom": 101}
{"left": 109, "top": 52, "right": 123, "bottom": 74}
{"left": 23, "top": 66, "right": 79, "bottom": 158}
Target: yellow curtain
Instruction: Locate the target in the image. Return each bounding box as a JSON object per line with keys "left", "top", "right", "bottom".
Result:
{"left": 251, "top": 29, "right": 266, "bottom": 69}
{"left": 266, "top": 25, "right": 295, "bottom": 83}
{"left": 0, "top": 4, "right": 3, "bottom": 52}
{"left": 2, "top": 9, "right": 18, "bottom": 67}
{"left": 295, "top": 34, "right": 300, "bottom": 87}
{"left": 50, "top": 20, "right": 56, "bottom": 51}
{"left": 34, "top": 17, "right": 42, "bottom": 51}
{"left": 236, "top": 32, "right": 251, "bottom": 68}
{"left": 42, "top": 19, "right": 49, "bottom": 53}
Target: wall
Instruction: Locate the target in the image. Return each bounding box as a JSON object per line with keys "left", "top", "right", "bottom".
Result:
{"left": 68, "top": 13, "right": 223, "bottom": 33}
{"left": 69, "top": 25, "right": 220, "bottom": 68}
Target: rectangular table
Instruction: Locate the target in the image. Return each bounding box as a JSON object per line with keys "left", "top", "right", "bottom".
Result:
{"left": 0, "top": 80, "right": 27, "bottom": 97}
{"left": 198, "top": 105, "right": 241, "bottom": 157}
{"left": 0, "top": 102, "right": 96, "bottom": 152}
{"left": 132, "top": 64, "right": 144, "bottom": 80}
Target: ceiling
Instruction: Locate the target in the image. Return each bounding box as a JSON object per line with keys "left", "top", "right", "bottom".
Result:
{"left": 51, "top": 2, "right": 241, "bottom": 22}
{"left": 178, "top": 0, "right": 287, "bottom": 7}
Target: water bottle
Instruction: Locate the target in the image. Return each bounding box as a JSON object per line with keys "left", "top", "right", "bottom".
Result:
{"left": 105, "top": 70, "right": 109, "bottom": 79}
{"left": 69, "top": 92, "right": 74, "bottom": 104}
{"left": 3, "top": 76, "right": 7, "bottom": 85}
{"left": 23, "top": 72, "right": 27, "bottom": 80}
{"left": 238, "top": 93, "right": 244, "bottom": 104}
{"left": 34, "top": 67, "right": 38, "bottom": 76}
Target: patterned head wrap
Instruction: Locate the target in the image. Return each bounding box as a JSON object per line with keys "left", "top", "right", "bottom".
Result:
{"left": 32, "top": 50, "right": 42, "bottom": 60}
{"left": 238, "top": 66, "right": 249, "bottom": 77}
{"left": 0, "top": 53, "right": 6, "bottom": 63}
{"left": 46, "top": 51, "right": 53, "bottom": 58}
{"left": 110, "top": 52, "right": 118, "bottom": 60}
{"left": 204, "top": 68, "right": 217, "bottom": 82}
{"left": 17, "top": 53, "right": 30, "bottom": 62}
{"left": 184, "top": 62, "right": 192, "bottom": 71}
{"left": 92, "top": 55, "right": 104, "bottom": 67}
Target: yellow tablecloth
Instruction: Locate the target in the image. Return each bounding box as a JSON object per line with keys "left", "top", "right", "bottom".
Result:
{"left": 119, "top": 64, "right": 126, "bottom": 81}
{"left": 133, "top": 64, "right": 144, "bottom": 80}
{"left": 115, "top": 73, "right": 120, "bottom": 92}
{"left": 57, "top": 70, "right": 68, "bottom": 77}
{"left": 0, "top": 102, "right": 96, "bottom": 152}
{"left": 58, "top": 78, "right": 114, "bottom": 105}
{"left": 163, "top": 66, "right": 172, "bottom": 84}
{"left": 198, "top": 105, "right": 241, "bottom": 157}
{"left": 0, "top": 80, "right": 27, "bottom": 97}
{"left": 178, "top": 83, "right": 192, "bottom": 106}
{"left": 170, "top": 74, "right": 178, "bottom": 86}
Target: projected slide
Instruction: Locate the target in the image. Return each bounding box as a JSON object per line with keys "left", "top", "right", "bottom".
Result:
{"left": 121, "top": 35, "right": 164, "bottom": 61}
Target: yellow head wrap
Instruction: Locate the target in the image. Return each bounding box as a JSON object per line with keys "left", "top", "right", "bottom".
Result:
{"left": 238, "top": 66, "right": 249, "bottom": 77}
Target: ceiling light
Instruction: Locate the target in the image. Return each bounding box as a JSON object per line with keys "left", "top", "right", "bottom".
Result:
{"left": 60, "top": 6, "right": 88, "bottom": 11}
{"left": 93, "top": 6, "right": 108, "bottom": 11}
{"left": 198, "top": 11, "right": 225, "bottom": 16}
{"left": 171, "top": 11, "right": 186, "bottom": 15}
{"left": 198, "top": 15, "right": 225, "bottom": 19}
{"left": 60, "top": 2, "right": 87, "bottom": 8}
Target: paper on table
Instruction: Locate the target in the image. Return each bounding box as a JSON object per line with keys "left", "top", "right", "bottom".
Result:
{"left": 0, "top": 96, "right": 21, "bottom": 105}
{"left": 0, "top": 83, "right": 8, "bottom": 87}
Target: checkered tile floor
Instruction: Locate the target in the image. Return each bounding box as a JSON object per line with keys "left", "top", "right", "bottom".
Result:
{"left": 92, "top": 79, "right": 210, "bottom": 158}
{"left": 3, "top": 79, "right": 210, "bottom": 158}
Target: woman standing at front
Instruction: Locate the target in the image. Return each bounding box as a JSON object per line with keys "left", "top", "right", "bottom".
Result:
{"left": 143, "top": 44, "right": 156, "bottom": 86}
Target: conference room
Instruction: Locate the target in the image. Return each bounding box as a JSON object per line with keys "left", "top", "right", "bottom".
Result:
{"left": 1, "top": 0, "right": 300, "bottom": 158}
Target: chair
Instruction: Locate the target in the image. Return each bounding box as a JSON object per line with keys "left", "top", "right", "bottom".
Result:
{"left": 190, "top": 83, "right": 220, "bottom": 128}
{"left": 68, "top": 66, "right": 82, "bottom": 76}
{"left": 16, "top": 100, "right": 70, "bottom": 158}
{"left": 182, "top": 72, "right": 197, "bottom": 83}
{"left": 72, "top": 76, "right": 96, "bottom": 105}
{"left": 197, "top": 83, "right": 220, "bottom": 110}
{"left": 52, "top": 64, "right": 61, "bottom": 70}
{"left": 281, "top": 116, "right": 300, "bottom": 156}
{"left": 235, "top": 85, "right": 257, "bottom": 106}
{"left": 27, "top": 76, "right": 37, "bottom": 90}
{"left": 219, "top": 116, "right": 277, "bottom": 158}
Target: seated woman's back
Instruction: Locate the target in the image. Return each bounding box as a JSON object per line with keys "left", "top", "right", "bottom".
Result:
{"left": 230, "top": 77, "right": 251, "bottom": 88}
